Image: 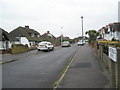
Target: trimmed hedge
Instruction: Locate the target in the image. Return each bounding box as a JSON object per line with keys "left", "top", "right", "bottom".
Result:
{"left": 11, "top": 44, "right": 28, "bottom": 54}
{"left": 94, "top": 41, "right": 120, "bottom": 55}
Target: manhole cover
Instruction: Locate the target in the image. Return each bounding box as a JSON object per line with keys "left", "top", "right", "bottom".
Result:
{"left": 71, "top": 62, "right": 92, "bottom": 68}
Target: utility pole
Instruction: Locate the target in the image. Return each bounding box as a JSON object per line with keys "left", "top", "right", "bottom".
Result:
{"left": 81, "top": 16, "right": 83, "bottom": 43}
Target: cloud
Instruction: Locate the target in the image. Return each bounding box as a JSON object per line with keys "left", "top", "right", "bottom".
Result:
{"left": 0, "top": 0, "right": 119, "bottom": 38}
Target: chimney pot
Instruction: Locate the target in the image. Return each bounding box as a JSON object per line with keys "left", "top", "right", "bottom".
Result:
{"left": 25, "top": 26, "right": 29, "bottom": 29}
{"left": 47, "top": 31, "right": 50, "bottom": 34}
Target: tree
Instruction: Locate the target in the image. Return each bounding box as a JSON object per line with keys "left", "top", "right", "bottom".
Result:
{"left": 85, "top": 30, "right": 99, "bottom": 42}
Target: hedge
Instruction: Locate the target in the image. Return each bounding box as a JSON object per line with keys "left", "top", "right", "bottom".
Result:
{"left": 11, "top": 44, "right": 29, "bottom": 54}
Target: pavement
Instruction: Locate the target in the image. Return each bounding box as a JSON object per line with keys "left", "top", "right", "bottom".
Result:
{"left": 60, "top": 44, "right": 112, "bottom": 88}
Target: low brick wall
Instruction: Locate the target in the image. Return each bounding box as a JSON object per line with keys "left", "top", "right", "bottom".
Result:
{"left": 102, "top": 53, "right": 111, "bottom": 73}
{"left": 93, "top": 43, "right": 120, "bottom": 89}
{"left": 0, "top": 49, "right": 11, "bottom": 54}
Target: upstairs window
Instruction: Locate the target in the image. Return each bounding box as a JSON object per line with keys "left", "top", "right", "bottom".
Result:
{"left": 31, "top": 34, "right": 34, "bottom": 37}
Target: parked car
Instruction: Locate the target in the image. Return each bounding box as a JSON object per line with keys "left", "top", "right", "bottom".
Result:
{"left": 37, "top": 41, "right": 54, "bottom": 51}
{"left": 77, "top": 40, "right": 85, "bottom": 46}
{"left": 62, "top": 41, "right": 71, "bottom": 47}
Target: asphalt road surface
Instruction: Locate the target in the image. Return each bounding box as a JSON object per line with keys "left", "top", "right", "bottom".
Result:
{"left": 2, "top": 44, "right": 78, "bottom": 88}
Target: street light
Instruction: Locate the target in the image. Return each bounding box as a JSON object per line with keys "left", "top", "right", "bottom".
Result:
{"left": 61, "top": 27, "right": 63, "bottom": 45}
{"left": 81, "top": 16, "right": 83, "bottom": 43}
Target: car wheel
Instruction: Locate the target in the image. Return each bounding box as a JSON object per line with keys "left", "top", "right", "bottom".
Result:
{"left": 48, "top": 48, "right": 50, "bottom": 51}
{"left": 52, "top": 47, "right": 54, "bottom": 50}
{"left": 38, "top": 49, "right": 40, "bottom": 51}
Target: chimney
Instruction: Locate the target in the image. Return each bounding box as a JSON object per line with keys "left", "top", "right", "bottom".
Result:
{"left": 47, "top": 31, "right": 50, "bottom": 34}
{"left": 25, "top": 25, "right": 29, "bottom": 29}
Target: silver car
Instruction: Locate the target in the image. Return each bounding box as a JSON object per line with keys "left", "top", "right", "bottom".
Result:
{"left": 77, "top": 40, "right": 85, "bottom": 46}
{"left": 62, "top": 41, "right": 71, "bottom": 47}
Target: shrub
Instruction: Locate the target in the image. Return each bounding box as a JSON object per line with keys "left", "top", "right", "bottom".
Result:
{"left": 11, "top": 44, "right": 28, "bottom": 54}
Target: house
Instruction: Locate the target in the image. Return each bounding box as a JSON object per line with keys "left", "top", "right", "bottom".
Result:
{"left": 57, "top": 34, "right": 64, "bottom": 40}
{"left": 0, "top": 28, "right": 11, "bottom": 50}
{"left": 57, "top": 35, "right": 73, "bottom": 43}
{"left": 42, "top": 31, "right": 56, "bottom": 38}
{"left": 41, "top": 31, "right": 57, "bottom": 44}
{"left": 98, "top": 22, "right": 120, "bottom": 41}
{"left": 9, "top": 26, "right": 41, "bottom": 47}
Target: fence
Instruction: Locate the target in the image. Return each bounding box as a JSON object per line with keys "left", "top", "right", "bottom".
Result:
{"left": 94, "top": 42, "right": 120, "bottom": 89}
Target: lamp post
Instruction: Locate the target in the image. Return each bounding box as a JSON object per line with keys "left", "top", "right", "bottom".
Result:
{"left": 61, "top": 27, "right": 63, "bottom": 45}
{"left": 81, "top": 16, "right": 83, "bottom": 43}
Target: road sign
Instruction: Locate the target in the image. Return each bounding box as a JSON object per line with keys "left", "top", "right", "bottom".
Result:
{"left": 109, "top": 46, "right": 117, "bottom": 62}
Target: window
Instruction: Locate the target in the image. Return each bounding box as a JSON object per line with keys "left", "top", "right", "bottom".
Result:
{"left": 0, "top": 41, "right": 4, "bottom": 49}
{"left": 31, "top": 34, "right": 34, "bottom": 37}
{"left": 37, "top": 35, "right": 40, "bottom": 37}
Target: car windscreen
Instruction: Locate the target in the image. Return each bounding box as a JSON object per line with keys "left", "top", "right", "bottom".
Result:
{"left": 40, "top": 42, "right": 51, "bottom": 45}
{"left": 63, "top": 41, "right": 69, "bottom": 44}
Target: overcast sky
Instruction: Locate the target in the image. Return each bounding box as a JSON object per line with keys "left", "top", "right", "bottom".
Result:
{"left": 0, "top": 0, "right": 119, "bottom": 39}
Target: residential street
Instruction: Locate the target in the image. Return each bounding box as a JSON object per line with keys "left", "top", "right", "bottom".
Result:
{"left": 1, "top": 0, "right": 120, "bottom": 89}
{"left": 2, "top": 44, "right": 78, "bottom": 88}
{"left": 2, "top": 44, "right": 112, "bottom": 88}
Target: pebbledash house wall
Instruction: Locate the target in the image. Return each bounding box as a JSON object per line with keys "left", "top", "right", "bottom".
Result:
{"left": 103, "top": 24, "right": 120, "bottom": 41}
{"left": 12, "top": 37, "right": 35, "bottom": 47}
{"left": 20, "top": 37, "right": 30, "bottom": 47}
{"left": 0, "top": 41, "right": 11, "bottom": 50}
{"left": 104, "top": 27, "right": 113, "bottom": 41}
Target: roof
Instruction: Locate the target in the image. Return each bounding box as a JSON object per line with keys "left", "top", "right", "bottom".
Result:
{"left": 9, "top": 26, "right": 42, "bottom": 41}
{"left": 0, "top": 28, "right": 10, "bottom": 41}
{"left": 113, "top": 22, "right": 120, "bottom": 31}
{"left": 99, "top": 22, "right": 120, "bottom": 33}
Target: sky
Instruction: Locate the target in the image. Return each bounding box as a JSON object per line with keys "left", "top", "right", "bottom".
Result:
{"left": 0, "top": 0, "right": 119, "bottom": 39}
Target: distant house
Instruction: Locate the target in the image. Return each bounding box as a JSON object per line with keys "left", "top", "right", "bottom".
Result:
{"left": 0, "top": 28, "right": 11, "bottom": 50}
{"left": 41, "top": 31, "right": 56, "bottom": 41}
{"left": 98, "top": 22, "right": 120, "bottom": 41}
{"left": 41, "top": 31, "right": 59, "bottom": 45}
{"left": 9, "top": 26, "right": 41, "bottom": 47}
{"left": 42, "top": 31, "right": 56, "bottom": 38}
{"left": 57, "top": 35, "right": 73, "bottom": 43}
{"left": 57, "top": 34, "right": 64, "bottom": 40}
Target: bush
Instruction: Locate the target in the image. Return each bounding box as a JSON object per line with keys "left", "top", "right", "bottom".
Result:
{"left": 11, "top": 44, "right": 28, "bottom": 54}
{"left": 97, "top": 41, "right": 120, "bottom": 55}
{"left": 29, "top": 47, "right": 37, "bottom": 51}
{"left": 102, "top": 44, "right": 108, "bottom": 55}
{"left": 89, "top": 42, "right": 96, "bottom": 48}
